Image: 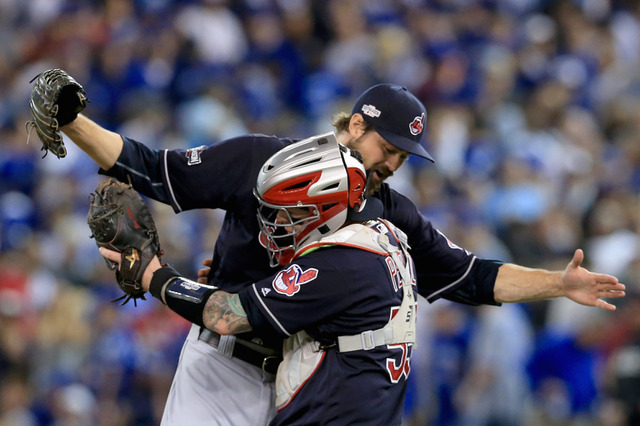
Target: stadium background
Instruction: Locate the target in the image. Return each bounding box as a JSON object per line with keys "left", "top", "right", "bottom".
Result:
{"left": 1, "top": 0, "right": 639, "bottom": 424}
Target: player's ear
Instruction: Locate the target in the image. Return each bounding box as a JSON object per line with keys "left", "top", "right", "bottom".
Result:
{"left": 349, "top": 113, "right": 367, "bottom": 138}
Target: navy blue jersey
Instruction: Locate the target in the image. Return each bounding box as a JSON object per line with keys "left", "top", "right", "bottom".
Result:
{"left": 237, "top": 222, "right": 417, "bottom": 425}
{"left": 102, "top": 134, "right": 501, "bottom": 303}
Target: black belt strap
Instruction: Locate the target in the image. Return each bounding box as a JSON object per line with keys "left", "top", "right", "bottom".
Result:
{"left": 233, "top": 338, "right": 282, "bottom": 375}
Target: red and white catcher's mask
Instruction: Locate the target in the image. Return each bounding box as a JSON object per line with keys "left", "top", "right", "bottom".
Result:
{"left": 255, "top": 132, "right": 380, "bottom": 267}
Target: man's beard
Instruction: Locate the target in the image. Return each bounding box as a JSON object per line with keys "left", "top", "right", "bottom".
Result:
{"left": 345, "top": 136, "right": 386, "bottom": 195}
{"left": 367, "top": 175, "right": 383, "bottom": 195}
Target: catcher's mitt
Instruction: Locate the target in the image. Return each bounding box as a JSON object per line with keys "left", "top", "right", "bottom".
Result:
{"left": 26, "top": 68, "right": 88, "bottom": 159}
{"left": 88, "top": 179, "right": 162, "bottom": 306}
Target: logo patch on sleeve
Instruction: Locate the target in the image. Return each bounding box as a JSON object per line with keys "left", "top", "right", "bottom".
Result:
{"left": 272, "top": 264, "right": 318, "bottom": 296}
{"left": 186, "top": 145, "right": 206, "bottom": 166}
{"left": 436, "top": 229, "right": 469, "bottom": 254}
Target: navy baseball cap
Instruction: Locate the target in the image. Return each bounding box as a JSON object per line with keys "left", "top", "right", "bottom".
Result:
{"left": 352, "top": 84, "right": 434, "bottom": 162}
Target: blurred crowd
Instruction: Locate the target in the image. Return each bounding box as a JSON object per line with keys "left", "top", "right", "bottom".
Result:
{"left": 1, "top": 0, "right": 640, "bottom": 425}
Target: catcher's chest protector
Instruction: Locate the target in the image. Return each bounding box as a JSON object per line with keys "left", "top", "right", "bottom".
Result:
{"left": 275, "top": 220, "right": 417, "bottom": 409}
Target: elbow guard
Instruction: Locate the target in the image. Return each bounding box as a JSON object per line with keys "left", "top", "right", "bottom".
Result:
{"left": 149, "top": 266, "right": 217, "bottom": 327}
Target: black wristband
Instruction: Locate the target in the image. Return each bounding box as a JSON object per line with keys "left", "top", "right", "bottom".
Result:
{"left": 150, "top": 265, "right": 182, "bottom": 302}
{"left": 149, "top": 266, "right": 218, "bottom": 327}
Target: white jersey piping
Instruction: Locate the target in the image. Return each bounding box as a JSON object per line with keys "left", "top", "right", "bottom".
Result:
{"left": 162, "top": 149, "right": 183, "bottom": 212}
{"left": 251, "top": 284, "right": 291, "bottom": 337}
{"left": 425, "top": 256, "right": 477, "bottom": 303}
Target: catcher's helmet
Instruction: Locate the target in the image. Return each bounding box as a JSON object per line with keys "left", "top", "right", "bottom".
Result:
{"left": 255, "top": 132, "right": 380, "bottom": 267}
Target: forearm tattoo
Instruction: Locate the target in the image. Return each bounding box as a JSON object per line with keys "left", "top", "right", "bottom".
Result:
{"left": 203, "top": 291, "right": 252, "bottom": 335}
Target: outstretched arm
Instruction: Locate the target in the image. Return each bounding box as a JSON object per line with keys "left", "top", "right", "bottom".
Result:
{"left": 62, "top": 115, "right": 124, "bottom": 170}
{"left": 493, "top": 249, "right": 626, "bottom": 310}
{"left": 99, "top": 247, "right": 251, "bottom": 335}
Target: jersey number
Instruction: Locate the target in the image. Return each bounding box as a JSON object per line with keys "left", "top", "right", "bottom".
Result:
{"left": 386, "top": 343, "right": 411, "bottom": 383}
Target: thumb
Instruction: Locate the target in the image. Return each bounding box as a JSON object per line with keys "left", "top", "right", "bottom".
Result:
{"left": 99, "top": 247, "right": 121, "bottom": 263}
{"left": 569, "top": 248, "right": 584, "bottom": 270}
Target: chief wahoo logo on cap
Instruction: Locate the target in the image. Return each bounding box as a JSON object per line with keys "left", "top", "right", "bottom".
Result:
{"left": 409, "top": 113, "right": 425, "bottom": 136}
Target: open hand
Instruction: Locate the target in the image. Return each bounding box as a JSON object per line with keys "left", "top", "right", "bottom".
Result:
{"left": 562, "top": 249, "right": 626, "bottom": 311}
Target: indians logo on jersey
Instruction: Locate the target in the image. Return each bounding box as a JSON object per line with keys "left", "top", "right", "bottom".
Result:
{"left": 409, "top": 113, "right": 425, "bottom": 136}
{"left": 272, "top": 264, "right": 318, "bottom": 296}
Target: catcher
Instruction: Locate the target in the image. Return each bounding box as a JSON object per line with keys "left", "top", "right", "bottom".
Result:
{"left": 87, "top": 178, "right": 163, "bottom": 306}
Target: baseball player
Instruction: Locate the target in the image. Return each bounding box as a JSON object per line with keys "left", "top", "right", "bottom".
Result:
{"left": 28, "top": 72, "right": 625, "bottom": 425}
{"left": 99, "top": 138, "right": 418, "bottom": 425}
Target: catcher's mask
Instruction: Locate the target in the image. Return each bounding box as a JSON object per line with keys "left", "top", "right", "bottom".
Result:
{"left": 255, "top": 132, "right": 382, "bottom": 267}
